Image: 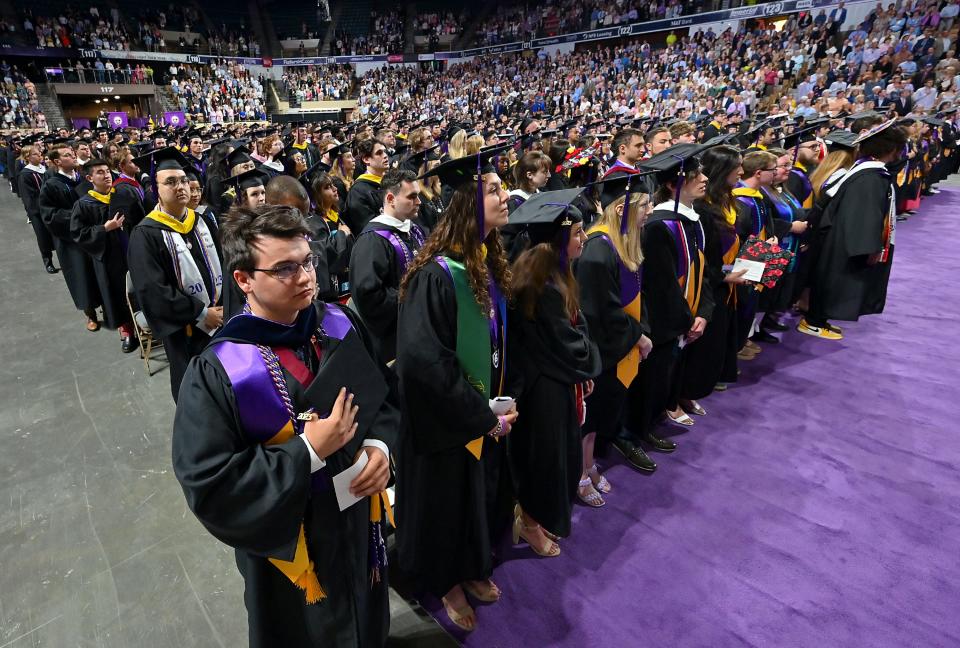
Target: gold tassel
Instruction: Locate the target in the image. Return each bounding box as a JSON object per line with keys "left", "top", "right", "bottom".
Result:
{"left": 295, "top": 563, "right": 327, "bottom": 603}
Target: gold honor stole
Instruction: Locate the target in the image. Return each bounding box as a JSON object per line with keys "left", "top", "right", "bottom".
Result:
{"left": 356, "top": 173, "right": 382, "bottom": 185}
{"left": 591, "top": 226, "right": 643, "bottom": 387}
{"left": 662, "top": 219, "right": 705, "bottom": 314}
{"left": 87, "top": 189, "right": 114, "bottom": 204}
{"left": 326, "top": 208, "right": 340, "bottom": 223}
{"left": 720, "top": 207, "right": 741, "bottom": 305}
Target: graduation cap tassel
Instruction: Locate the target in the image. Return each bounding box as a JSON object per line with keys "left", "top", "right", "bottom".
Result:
{"left": 620, "top": 175, "right": 633, "bottom": 235}
{"left": 673, "top": 158, "right": 685, "bottom": 216}
{"left": 476, "top": 153, "right": 485, "bottom": 242}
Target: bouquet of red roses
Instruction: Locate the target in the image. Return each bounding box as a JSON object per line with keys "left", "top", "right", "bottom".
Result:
{"left": 737, "top": 236, "right": 794, "bottom": 289}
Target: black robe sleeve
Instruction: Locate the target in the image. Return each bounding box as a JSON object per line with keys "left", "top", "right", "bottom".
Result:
{"left": 172, "top": 353, "right": 310, "bottom": 560}
{"left": 17, "top": 171, "right": 42, "bottom": 221}
{"left": 70, "top": 199, "right": 109, "bottom": 261}
{"left": 110, "top": 182, "right": 146, "bottom": 230}
{"left": 574, "top": 235, "right": 646, "bottom": 370}
{"left": 127, "top": 224, "right": 209, "bottom": 339}
{"left": 397, "top": 262, "right": 499, "bottom": 454}
{"left": 836, "top": 171, "right": 891, "bottom": 257}
{"left": 39, "top": 179, "right": 76, "bottom": 240}
{"left": 349, "top": 232, "right": 399, "bottom": 341}
{"left": 520, "top": 286, "right": 601, "bottom": 385}
{"left": 343, "top": 181, "right": 382, "bottom": 233}
{"left": 642, "top": 221, "right": 695, "bottom": 344}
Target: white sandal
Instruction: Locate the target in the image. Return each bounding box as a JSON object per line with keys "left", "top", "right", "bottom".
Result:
{"left": 587, "top": 464, "right": 612, "bottom": 494}
{"left": 577, "top": 477, "right": 605, "bottom": 508}
{"left": 666, "top": 410, "right": 695, "bottom": 427}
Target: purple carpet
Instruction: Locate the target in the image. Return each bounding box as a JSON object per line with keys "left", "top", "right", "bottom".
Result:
{"left": 425, "top": 187, "right": 960, "bottom": 647}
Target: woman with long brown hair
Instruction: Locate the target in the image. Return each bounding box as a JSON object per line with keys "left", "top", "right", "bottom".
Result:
{"left": 686, "top": 145, "right": 750, "bottom": 398}
{"left": 506, "top": 190, "right": 600, "bottom": 555}
{"left": 395, "top": 148, "right": 516, "bottom": 632}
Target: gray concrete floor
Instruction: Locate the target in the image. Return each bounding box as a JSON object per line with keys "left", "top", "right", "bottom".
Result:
{"left": 0, "top": 186, "right": 456, "bottom": 648}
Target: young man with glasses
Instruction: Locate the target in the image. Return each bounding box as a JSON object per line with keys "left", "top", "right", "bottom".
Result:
{"left": 127, "top": 148, "right": 224, "bottom": 400}
{"left": 172, "top": 203, "right": 399, "bottom": 648}
{"left": 70, "top": 158, "right": 138, "bottom": 354}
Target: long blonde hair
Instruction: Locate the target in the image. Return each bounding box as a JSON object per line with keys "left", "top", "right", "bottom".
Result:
{"left": 464, "top": 133, "right": 484, "bottom": 157}
{"left": 810, "top": 149, "right": 855, "bottom": 200}
{"left": 448, "top": 130, "right": 468, "bottom": 160}
{"left": 587, "top": 192, "right": 647, "bottom": 271}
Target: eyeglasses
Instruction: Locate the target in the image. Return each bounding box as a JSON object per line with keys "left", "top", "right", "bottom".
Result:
{"left": 161, "top": 177, "right": 191, "bottom": 187}
{"left": 762, "top": 168, "right": 778, "bottom": 173}
{"left": 252, "top": 255, "right": 318, "bottom": 280}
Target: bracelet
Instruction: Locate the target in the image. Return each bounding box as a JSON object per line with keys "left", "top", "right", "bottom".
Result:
{"left": 489, "top": 416, "right": 504, "bottom": 437}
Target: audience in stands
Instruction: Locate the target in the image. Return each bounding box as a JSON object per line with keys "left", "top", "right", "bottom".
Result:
{"left": 169, "top": 61, "right": 267, "bottom": 123}
{"left": 1, "top": 64, "right": 44, "bottom": 128}
{"left": 331, "top": 8, "right": 406, "bottom": 55}
{"left": 282, "top": 65, "right": 354, "bottom": 102}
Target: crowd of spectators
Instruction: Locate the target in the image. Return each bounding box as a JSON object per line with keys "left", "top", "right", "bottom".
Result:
{"left": 413, "top": 9, "right": 467, "bottom": 52}
{"left": 5, "top": 7, "right": 136, "bottom": 50}
{"left": 331, "top": 9, "right": 406, "bottom": 55}
{"left": 0, "top": 62, "right": 44, "bottom": 129}
{"left": 0, "top": 4, "right": 259, "bottom": 57}
{"left": 281, "top": 65, "right": 354, "bottom": 101}
{"left": 168, "top": 61, "right": 267, "bottom": 123}
{"left": 473, "top": 0, "right": 744, "bottom": 46}
{"left": 356, "top": 1, "right": 957, "bottom": 127}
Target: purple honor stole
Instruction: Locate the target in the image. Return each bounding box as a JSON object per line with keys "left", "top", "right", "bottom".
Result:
{"left": 370, "top": 224, "right": 425, "bottom": 276}
{"left": 594, "top": 230, "right": 643, "bottom": 387}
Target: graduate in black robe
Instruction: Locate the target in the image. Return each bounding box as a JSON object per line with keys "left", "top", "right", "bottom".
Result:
{"left": 506, "top": 190, "right": 601, "bottom": 543}
{"left": 39, "top": 150, "right": 103, "bottom": 330}
{"left": 395, "top": 148, "right": 516, "bottom": 632}
{"left": 16, "top": 149, "right": 58, "bottom": 273}
{"left": 349, "top": 169, "right": 426, "bottom": 364}
{"left": 69, "top": 160, "right": 137, "bottom": 350}
{"left": 808, "top": 123, "right": 905, "bottom": 327}
{"left": 343, "top": 139, "right": 389, "bottom": 233}
{"left": 128, "top": 150, "right": 224, "bottom": 400}
{"left": 173, "top": 205, "right": 399, "bottom": 648}
{"left": 575, "top": 174, "right": 654, "bottom": 481}
{"left": 682, "top": 144, "right": 752, "bottom": 402}
{"left": 625, "top": 144, "right": 711, "bottom": 447}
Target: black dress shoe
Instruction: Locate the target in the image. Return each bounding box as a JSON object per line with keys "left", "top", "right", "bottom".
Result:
{"left": 613, "top": 438, "right": 657, "bottom": 473}
{"left": 121, "top": 336, "right": 139, "bottom": 354}
{"left": 644, "top": 433, "right": 677, "bottom": 453}
{"left": 751, "top": 329, "right": 780, "bottom": 344}
{"left": 44, "top": 259, "right": 59, "bottom": 274}
{"left": 762, "top": 316, "right": 788, "bottom": 331}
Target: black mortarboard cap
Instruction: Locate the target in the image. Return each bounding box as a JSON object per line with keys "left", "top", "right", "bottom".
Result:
{"left": 508, "top": 188, "right": 585, "bottom": 228}
{"left": 230, "top": 168, "right": 268, "bottom": 192}
{"left": 822, "top": 130, "right": 858, "bottom": 150}
{"left": 226, "top": 146, "right": 254, "bottom": 169}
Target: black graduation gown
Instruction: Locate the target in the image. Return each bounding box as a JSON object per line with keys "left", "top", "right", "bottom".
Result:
{"left": 811, "top": 167, "right": 895, "bottom": 321}
{"left": 111, "top": 179, "right": 149, "bottom": 230}
{"left": 626, "top": 211, "right": 704, "bottom": 437}
{"left": 172, "top": 304, "right": 399, "bottom": 648}
{"left": 331, "top": 176, "right": 349, "bottom": 215}
{"left": 349, "top": 221, "right": 423, "bottom": 363}
{"left": 574, "top": 233, "right": 647, "bottom": 442}
{"left": 417, "top": 192, "right": 444, "bottom": 233}
{"left": 508, "top": 287, "right": 600, "bottom": 537}
{"left": 305, "top": 213, "right": 353, "bottom": 303}
{"left": 343, "top": 178, "right": 382, "bottom": 234}
{"left": 395, "top": 261, "right": 503, "bottom": 598}
{"left": 69, "top": 194, "right": 130, "bottom": 329}
{"left": 683, "top": 202, "right": 740, "bottom": 397}
{"left": 39, "top": 173, "right": 102, "bottom": 313}
{"left": 17, "top": 167, "right": 55, "bottom": 260}
{"left": 127, "top": 216, "right": 223, "bottom": 400}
